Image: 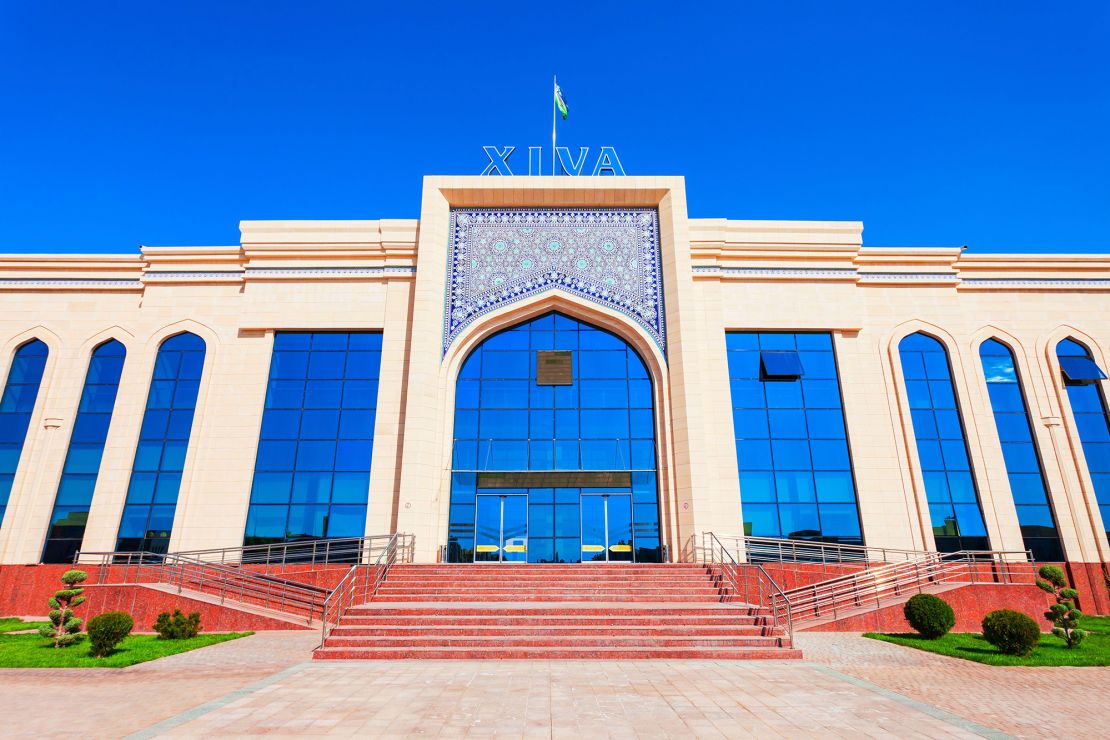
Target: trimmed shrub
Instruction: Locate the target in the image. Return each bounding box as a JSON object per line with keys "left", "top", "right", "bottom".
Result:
{"left": 153, "top": 609, "right": 202, "bottom": 640}
{"left": 903, "top": 593, "right": 956, "bottom": 639}
{"left": 87, "top": 611, "right": 134, "bottom": 657}
{"left": 37, "top": 569, "right": 88, "bottom": 648}
{"left": 1036, "top": 564, "right": 1088, "bottom": 648}
{"left": 981, "top": 609, "right": 1040, "bottom": 656}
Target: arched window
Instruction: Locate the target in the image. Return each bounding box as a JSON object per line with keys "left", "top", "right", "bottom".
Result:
{"left": 447, "top": 312, "right": 661, "bottom": 563}
{"left": 726, "top": 332, "right": 862, "bottom": 545}
{"left": 0, "top": 340, "right": 49, "bottom": 526}
{"left": 244, "top": 332, "right": 382, "bottom": 553}
{"left": 979, "top": 339, "right": 1062, "bottom": 561}
{"left": 1056, "top": 338, "right": 1110, "bottom": 541}
{"left": 898, "top": 333, "right": 988, "bottom": 552}
{"left": 42, "top": 339, "right": 126, "bottom": 563}
{"left": 115, "top": 333, "right": 206, "bottom": 554}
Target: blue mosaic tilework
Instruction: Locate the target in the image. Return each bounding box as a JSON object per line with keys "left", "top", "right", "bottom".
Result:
{"left": 445, "top": 209, "right": 665, "bottom": 355}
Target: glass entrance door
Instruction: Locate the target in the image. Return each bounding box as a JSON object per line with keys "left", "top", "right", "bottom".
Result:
{"left": 474, "top": 494, "right": 528, "bottom": 562}
{"left": 580, "top": 493, "right": 634, "bottom": 562}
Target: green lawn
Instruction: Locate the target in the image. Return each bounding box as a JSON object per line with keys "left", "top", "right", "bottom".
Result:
{"left": 0, "top": 632, "right": 252, "bottom": 668}
{"left": 0, "top": 618, "right": 49, "bottom": 634}
{"left": 866, "top": 615, "right": 1110, "bottom": 666}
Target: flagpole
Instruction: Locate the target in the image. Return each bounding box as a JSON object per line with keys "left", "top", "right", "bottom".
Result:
{"left": 551, "top": 74, "right": 557, "bottom": 176}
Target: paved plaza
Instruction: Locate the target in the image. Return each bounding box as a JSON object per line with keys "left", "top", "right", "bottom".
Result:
{"left": 1, "top": 631, "right": 1108, "bottom": 738}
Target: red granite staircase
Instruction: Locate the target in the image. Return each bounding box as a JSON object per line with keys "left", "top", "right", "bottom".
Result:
{"left": 314, "top": 564, "right": 800, "bottom": 660}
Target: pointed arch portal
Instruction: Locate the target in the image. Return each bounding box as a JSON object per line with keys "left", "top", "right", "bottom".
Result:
{"left": 446, "top": 311, "right": 662, "bottom": 563}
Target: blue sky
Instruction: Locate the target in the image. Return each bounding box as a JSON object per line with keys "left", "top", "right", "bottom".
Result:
{"left": 0, "top": 2, "right": 1107, "bottom": 253}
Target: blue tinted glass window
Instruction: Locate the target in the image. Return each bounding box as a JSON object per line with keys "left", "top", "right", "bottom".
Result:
{"left": 1060, "top": 356, "right": 1107, "bottom": 383}
{"left": 979, "top": 339, "right": 1062, "bottom": 561}
{"left": 727, "top": 332, "right": 862, "bottom": 544}
{"left": 760, "top": 351, "right": 804, "bottom": 379}
{"left": 42, "top": 340, "right": 125, "bottom": 563}
{"left": 0, "top": 340, "right": 48, "bottom": 526}
{"left": 898, "top": 333, "right": 988, "bottom": 552}
{"left": 115, "top": 333, "right": 205, "bottom": 554}
{"left": 1057, "top": 339, "right": 1110, "bottom": 543}
{"left": 244, "top": 332, "right": 381, "bottom": 546}
{"left": 446, "top": 313, "right": 661, "bottom": 563}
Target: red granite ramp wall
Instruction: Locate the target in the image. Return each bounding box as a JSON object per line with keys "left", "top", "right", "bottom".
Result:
{"left": 801, "top": 583, "right": 1056, "bottom": 632}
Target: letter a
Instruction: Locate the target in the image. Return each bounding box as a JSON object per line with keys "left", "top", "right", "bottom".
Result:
{"left": 591, "top": 147, "right": 626, "bottom": 176}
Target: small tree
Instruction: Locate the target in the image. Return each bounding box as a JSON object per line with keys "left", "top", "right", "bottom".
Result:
{"left": 153, "top": 609, "right": 202, "bottom": 640}
{"left": 37, "top": 569, "right": 88, "bottom": 648}
{"left": 981, "top": 609, "right": 1041, "bottom": 656}
{"left": 903, "top": 593, "right": 956, "bottom": 639}
{"left": 87, "top": 611, "right": 134, "bottom": 657}
{"left": 1036, "top": 564, "right": 1088, "bottom": 649}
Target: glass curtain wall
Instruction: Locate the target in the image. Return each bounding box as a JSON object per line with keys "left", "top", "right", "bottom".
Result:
{"left": 42, "top": 340, "right": 126, "bottom": 563}
{"left": 726, "top": 332, "right": 863, "bottom": 544}
{"left": 115, "top": 333, "right": 206, "bottom": 554}
{"left": 1056, "top": 339, "right": 1110, "bottom": 540}
{"left": 0, "top": 340, "right": 49, "bottom": 526}
{"left": 898, "top": 333, "right": 988, "bottom": 552}
{"left": 448, "top": 312, "right": 661, "bottom": 563}
{"left": 244, "top": 332, "right": 382, "bottom": 547}
{"left": 979, "top": 339, "right": 1063, "bottom": 561}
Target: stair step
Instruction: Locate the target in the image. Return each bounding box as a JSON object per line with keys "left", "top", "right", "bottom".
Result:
{"left": 323, "top": 636, "right": 785, "bottom": 649}
{"left": 372, "top": 594, "right": 722, "bottom": 602}
{"left": 331, "top": 625, "right": 772, "bottom": 636}
{"left": 346, "top": 606, "right": 769, "bottom": 617}
{"left": 313, "top": 563, "right": 797, "bottom": 661}
{"left": 314, "top": 646, "right": 802, "bottom": 660}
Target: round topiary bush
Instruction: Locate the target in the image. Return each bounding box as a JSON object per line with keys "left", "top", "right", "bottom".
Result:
{"left": 981, "top": 609, "right": 1040, "bottom": 656}
{"left": 86, "top": 611, "right": 134, "bottom": 657}
{"left": 903, "top": 593, "right": 956, "bottom": 639}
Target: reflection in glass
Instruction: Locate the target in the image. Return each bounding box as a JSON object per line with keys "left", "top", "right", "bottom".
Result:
{"left": 244, "top": 332, "right": 382, "bottom": 550}
{"left": 1058, "top": 339, "right": 1110, "bottom": 541}
{"left": 115, "top": 333, "right": 205, "bottom": 554}
{"left": 979, "top": 340, "right": 1062, "bottom": 561}
{"left": 42, "top": 340, "right": 126, "bottom": 563}
{"left": 727, "top": 332, "right": 862, "bottom": 544}
{"left": 446, "top": 313, "right": 661, "bottom": 562}
{"left": 0, "top": 340, "right": 48, "bottom": 526}
{"left": 898, "top": 333, "right": 988, "bottom": 552}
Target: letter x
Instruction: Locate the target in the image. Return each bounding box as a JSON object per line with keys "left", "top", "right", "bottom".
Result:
{"left": 481, "top": 146, "right": 516, "bottom": 176}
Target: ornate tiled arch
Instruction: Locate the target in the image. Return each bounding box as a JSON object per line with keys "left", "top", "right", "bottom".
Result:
{"left": 443, "top": 208, "right": 665, "bottom": 355}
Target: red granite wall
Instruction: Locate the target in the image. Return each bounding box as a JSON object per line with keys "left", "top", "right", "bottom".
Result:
{"left": 83, "top": 584, "right": 313, "bottom": 632}
{"left": 0, "top": 563, "right": 345, "bottom": 624}
{"left": 801, "top": 583, "right": 1057, "bottom": 632}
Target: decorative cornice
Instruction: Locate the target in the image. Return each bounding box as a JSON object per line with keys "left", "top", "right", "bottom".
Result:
{"left": 0, "top": 278, "right": 143, "bottom": 288}
{"left": 692, "top": 266, "right": 857, "bottom": 279}
{"left": 857, "top": 272, "right": 960, "bottom": 281}
{"left": 245, "top": 267, "right": 417, "bottom": 278}
{"left": 143, "top": 271, "right": 245, "bottom": 281}
{"left": 961, "top": 278, "right": 1110, "bottom": 289}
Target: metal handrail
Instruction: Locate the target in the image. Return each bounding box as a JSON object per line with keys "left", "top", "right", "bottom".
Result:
{"left": 78, "top": 550, "right": 330, "bottom": 625}
{"left": 77, "top": 535, "right": 398, "bottom": 570}
{"left": 698, "top": 532, "right": 794, "bottom": 645}
{"left": 720, "top": 535, "right": 937, "bottom": 566}
{"left": 779, "top": 548, "right": 1037, "bottom": 626}
{"left": 319, "top": 532, "right": 414, "bottom": 647}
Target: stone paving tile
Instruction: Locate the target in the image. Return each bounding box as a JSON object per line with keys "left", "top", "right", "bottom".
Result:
{"left": 145, "top": 659, "right": 982, "bottom": 739}
{"left": 11, "top": 630, "right": 1109, "bottom": 738}
{"left": 0, "top": 631, "right": 319, "bottom": 739}
{"left": 796, "top": 632, "right": 1110, "bottom": 739}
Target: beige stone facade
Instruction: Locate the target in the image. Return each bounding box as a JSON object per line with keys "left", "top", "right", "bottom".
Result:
{"left": 0, "top": 176, "right": 1108, "bottom": 566}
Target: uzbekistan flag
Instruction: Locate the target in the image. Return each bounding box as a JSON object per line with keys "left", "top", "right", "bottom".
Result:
{"left": 555, "top": 84, "right": 568, "bottom": 120}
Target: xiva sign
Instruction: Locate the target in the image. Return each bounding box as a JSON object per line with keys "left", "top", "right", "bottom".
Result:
{"left": 480, "top": 146, "right": 626, "bottom": 176}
